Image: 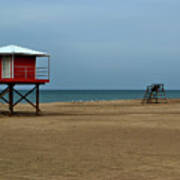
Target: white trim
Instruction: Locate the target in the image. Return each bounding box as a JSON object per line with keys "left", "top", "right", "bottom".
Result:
{"left": 12, "top": 54, "right": 14, "bottom": 78}
{"left": 48, "top": 56, "right": 50, "bottom": 80}
{"left": 35, "top": 57, "right": 36, "bottom": 79}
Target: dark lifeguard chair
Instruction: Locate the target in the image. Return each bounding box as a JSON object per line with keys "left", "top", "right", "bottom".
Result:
{"left": 142, "top": 84, "right": 167, "bottom": 104}
{"left": 0, "top": 45, "right": 50, "bottom": 115}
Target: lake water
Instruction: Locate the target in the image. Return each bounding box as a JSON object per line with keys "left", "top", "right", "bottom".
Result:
{"left": 2, "top": 90, "right": 179, "bottom": 103}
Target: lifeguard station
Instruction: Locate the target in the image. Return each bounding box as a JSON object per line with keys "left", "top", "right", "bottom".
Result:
{"left": 142, "top": 84, "right": 167, "bottom": 104}
{"left": 0, "top": 45, "right": 50, "bottom": 115}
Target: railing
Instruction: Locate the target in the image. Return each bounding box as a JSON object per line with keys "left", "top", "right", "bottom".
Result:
{"left": 36, "top": 67, "right": 49, "bottom": 80}
{"left": 13, "top": 66, "right": 49, "bottom": 80}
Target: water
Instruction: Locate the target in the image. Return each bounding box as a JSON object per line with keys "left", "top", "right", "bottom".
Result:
{"left": 1, "top": 90, "right": 179, "bottom": 103}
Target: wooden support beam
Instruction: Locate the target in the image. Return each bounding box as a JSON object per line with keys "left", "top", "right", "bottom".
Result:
{"left": 0, "top": 87, "right": 9, "bottom": 98}
{"left": 0, "top": 87, "right": 9, "bottom": 104}
{"left": 1, "top": 96, "right": 9, "bottom": 104}
{"left": 13, "top": 87, "right": 36, "bottom": 107}
{"left": 36, "top": 84, "right": 40, "bottom": 115}
{"left": 0, "top": 83, "right": 42, "bottom": 115}
{"left": 8, "top": 84, "right": 14, "bottom": 115}
{"left": 14, "top": 84, "right": 40, "bottom": 114}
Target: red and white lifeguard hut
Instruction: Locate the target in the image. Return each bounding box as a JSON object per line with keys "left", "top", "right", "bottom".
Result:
{"left": 0, "top": 45, "right": 50, "bottom": 115}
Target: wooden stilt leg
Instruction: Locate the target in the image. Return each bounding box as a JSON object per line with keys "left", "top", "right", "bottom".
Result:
{"left": 9, "top": 84, "right": 14, "bottom": 115}
{"left": 0, "top": 83, "right": 43, "bottom": 115}
{"left": 36, "top": 84, "right": 40, "bottom": 115}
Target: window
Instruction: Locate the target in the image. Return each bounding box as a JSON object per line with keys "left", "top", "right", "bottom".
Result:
{"left": 2, "top": 56, "right": 13, "bottom": 78}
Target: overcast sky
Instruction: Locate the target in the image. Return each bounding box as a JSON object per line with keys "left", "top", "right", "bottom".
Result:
{"left": 0, "top": 0, "right": 180, "bottom": 89}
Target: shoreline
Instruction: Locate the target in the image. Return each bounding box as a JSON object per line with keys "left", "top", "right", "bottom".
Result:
{"left": 2, "top": 98, "right": 180, "bottom": 105}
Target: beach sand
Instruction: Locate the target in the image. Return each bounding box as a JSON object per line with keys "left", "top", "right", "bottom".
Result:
{"left": 0, "top": 99, "right": 180, "bottom": 179}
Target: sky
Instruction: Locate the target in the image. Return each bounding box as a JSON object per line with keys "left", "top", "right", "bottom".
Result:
{"left": 0, "top": 0, "right": 180, "bottom": 89}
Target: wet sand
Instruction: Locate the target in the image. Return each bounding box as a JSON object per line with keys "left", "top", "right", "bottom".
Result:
{"left": 0, "top": 99, "right": 180, "bottom": 179}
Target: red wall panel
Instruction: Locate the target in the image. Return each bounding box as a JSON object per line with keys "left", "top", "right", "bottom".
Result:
{"left": 14, "top": 56, "right": 36, "bottom": 80}
{"left": 0, "top": 56, "right": 2, "bottom": 79}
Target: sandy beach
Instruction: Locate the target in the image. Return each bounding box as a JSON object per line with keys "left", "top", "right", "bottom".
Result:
{"left": 0, "top": 99, "right": 180, "bottom": 179}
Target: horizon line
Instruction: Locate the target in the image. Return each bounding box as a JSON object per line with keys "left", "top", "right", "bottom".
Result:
{"left": 1, "top": 88, "right": 180, "bottom": 91}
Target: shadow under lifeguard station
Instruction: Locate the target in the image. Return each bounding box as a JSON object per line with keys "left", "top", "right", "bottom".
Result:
{"left": 0, "top": 45, "right": 50, "bottom": 115}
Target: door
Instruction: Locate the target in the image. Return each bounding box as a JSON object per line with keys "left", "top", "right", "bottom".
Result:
{"left": 2, "top": 57, "right": 13, "bottom": 78}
